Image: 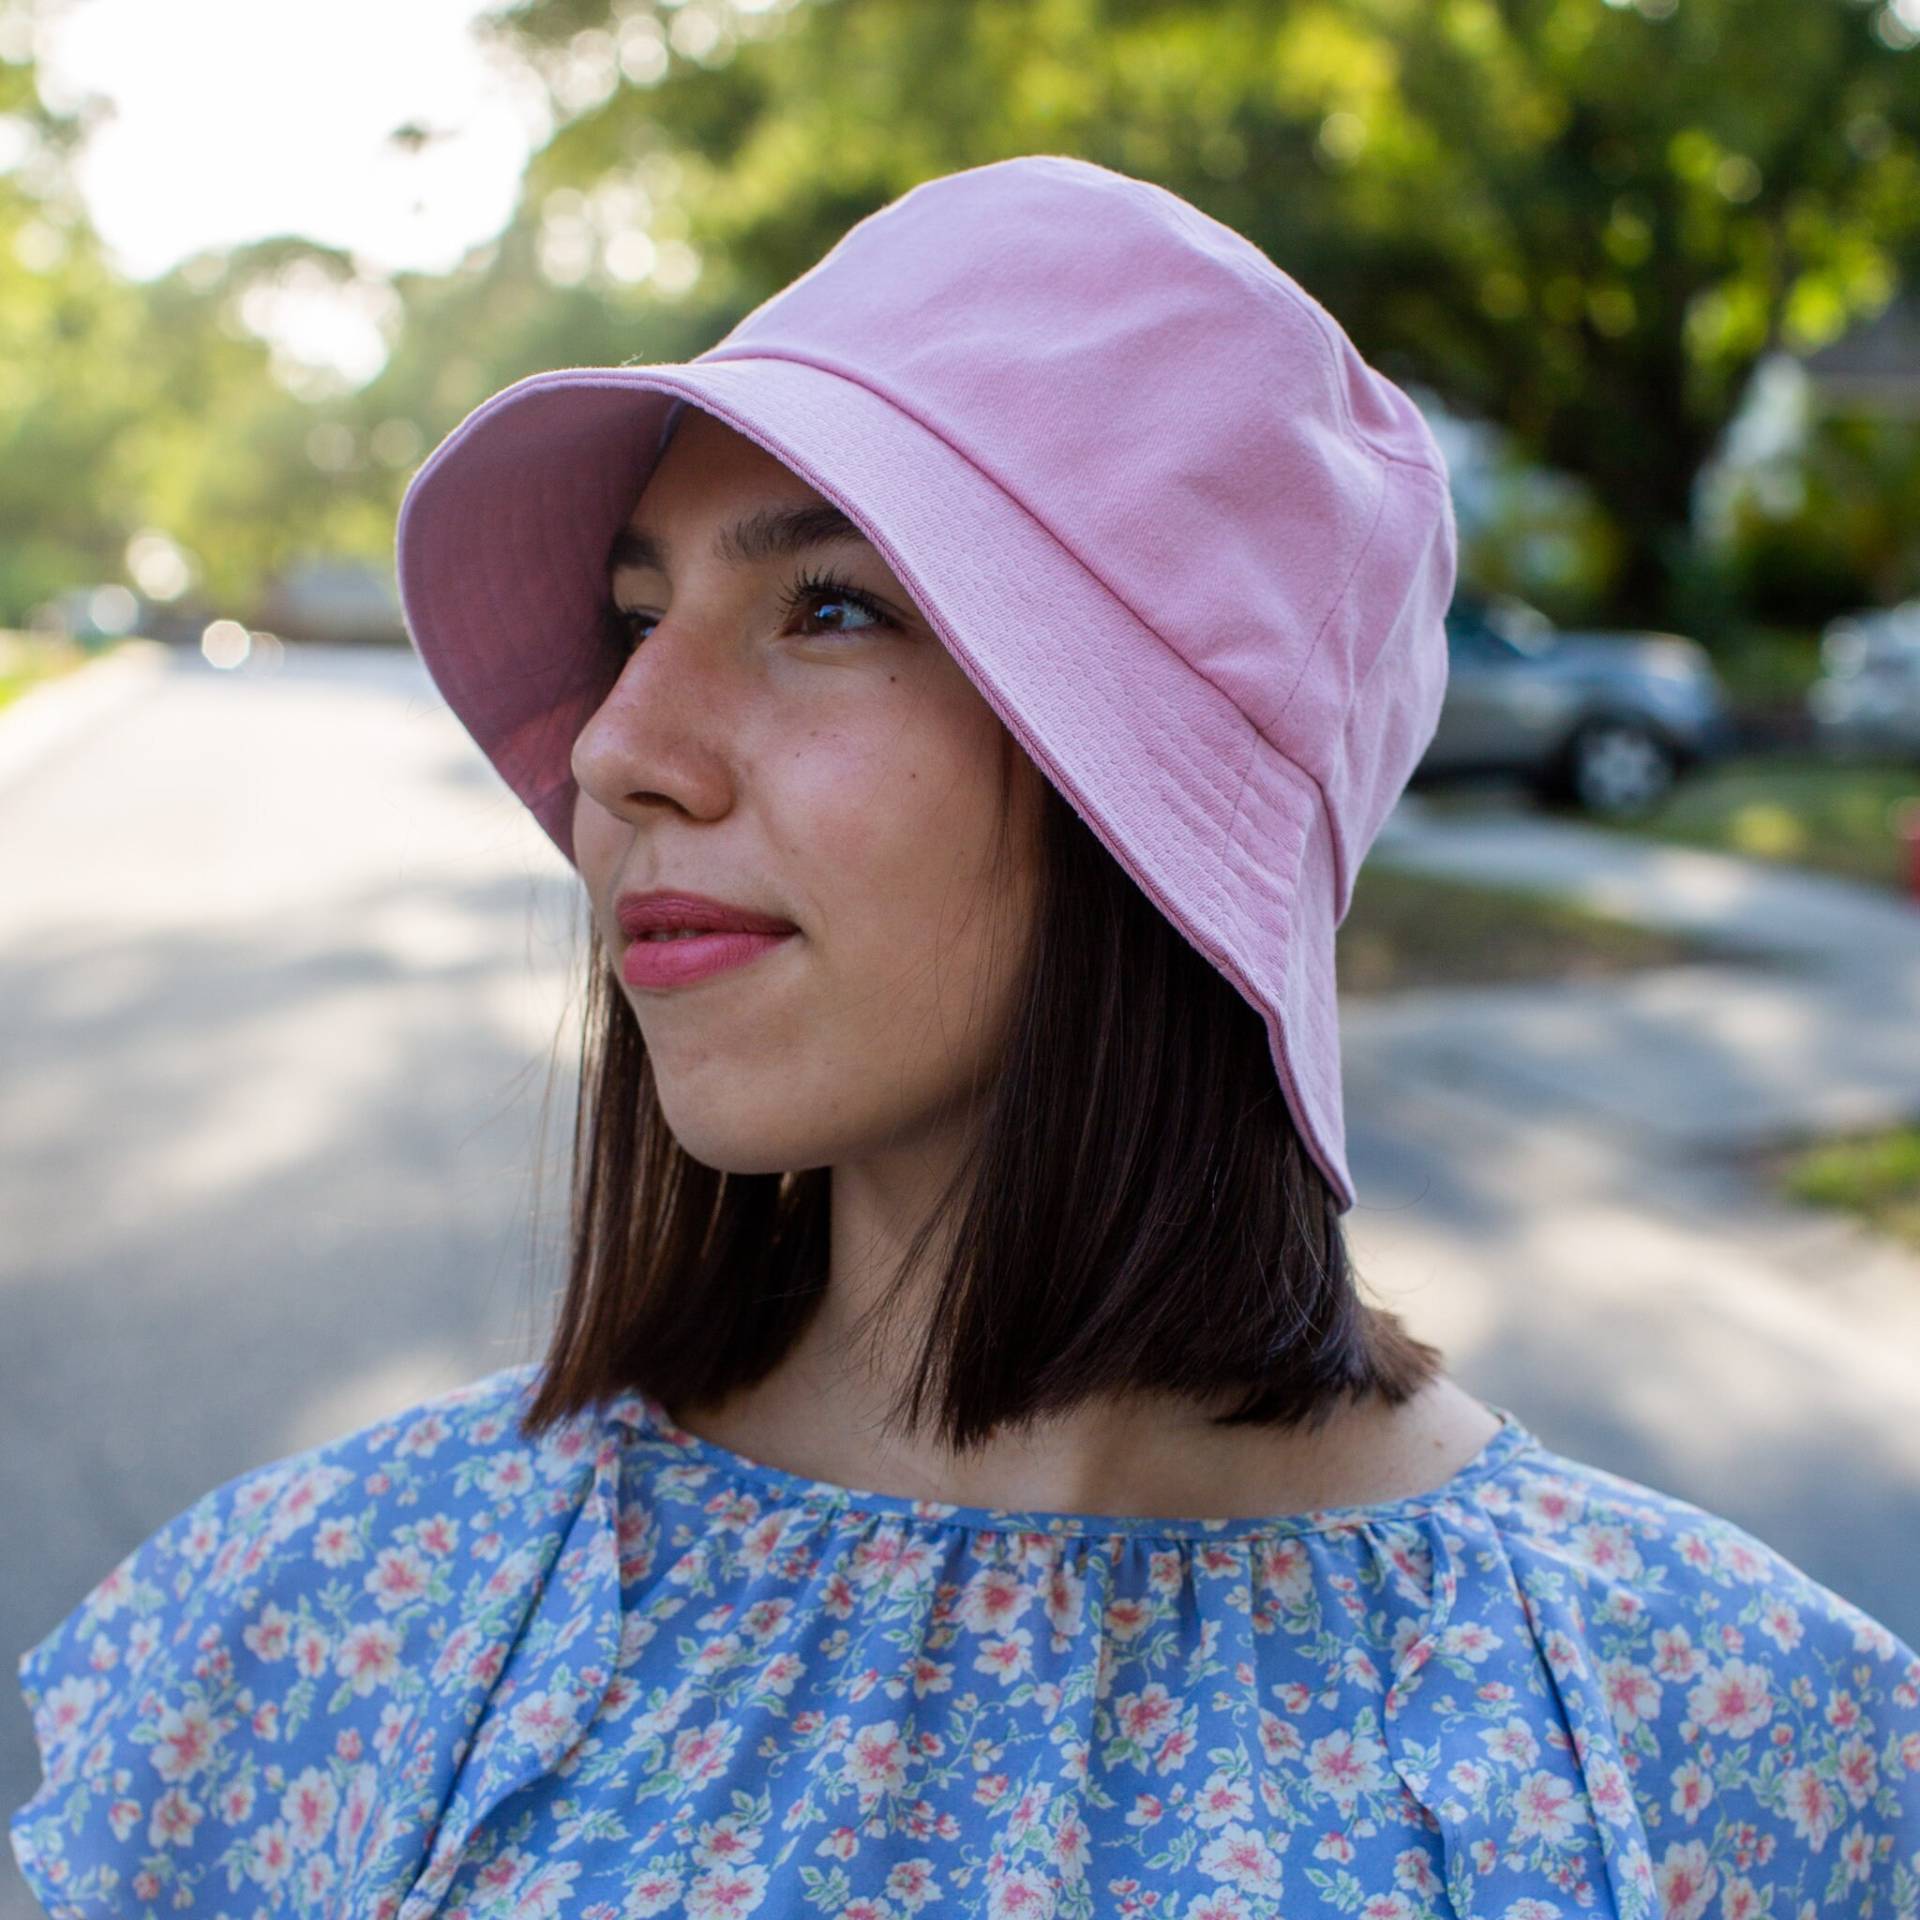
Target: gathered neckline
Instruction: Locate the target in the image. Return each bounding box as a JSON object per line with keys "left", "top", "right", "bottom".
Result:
{"left": 609, "top": 1385, "right": 1543, "bottom": 1540}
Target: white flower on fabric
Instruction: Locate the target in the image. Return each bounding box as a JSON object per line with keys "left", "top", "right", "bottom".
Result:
{"left": 1112, "top": 1683, "right": 1181, "bottom": 1751}
{"left": 509, "top": 1858, "right": 582, "bottom": 1918}
{"left": 242, "top": 1601, "right": 296, "bottom": 1661}
{"left": 313, "top": 1517, "right": 364, "bottom": 1567}
{"left": 147, "top": 1785, "right": 202, "bottom": 1848}
{"left": 509, "top": 1688, "right": 585, "bottom": 1762}
{"left": 1599, "top": 1656, "right": 1663, "bottom": 1732}
{"left": 1687, "top": 1659, "right": 1774, "bottom": 1740}
{"left": 957, "top": 1563, "right": 1033, "bottom": 1634}
{"left": 245, "top": 1819, "right": 296, "bottom": 1888}
{"left": 1305, "top": 1724, "right": 1388, "bottom": 1814}
{"left": 396, "top": 1412, "right": 451, "bottom": 1458}
{"left": 150, "top": 1700, "right": 220, "bottom": 1782}
{"left": 35, "top": 1673, "right": 102, "bottom": 1754}
{"left": 622, "top": 1868, "right": 688, "bottom": 1917}
{"left": 1668, "top": 1760, "right": 1713, "bottom": 1824}
{"left": 270, "top": 1464, "right": 353, "bottom": 1536}
{"left": 281, "top": 1765, "right": 338, "bottom": 1851}
{"left": 1782, "top": 1764, "right": 1840, "bottom": 1850}
{"left": 1517, "top": 1477, "right": 1584, "bottom": 1531}
{"left": 1357, "top": 1895, "right": 1416, "bottom": 1920}
{"left": 1583, "top": 1752, "right": 1638, "bottom": 1829}
{"left": 845, "top": 1718, "right": 910, "bottom": 1798}
{"left": 1654, "top": 1839, "right": 1716, "bottom": 1920}
{"left": 1195, "top": 1822, "right": 1285, "bottom": 1896}
{"left": 974, "top": 1626, "right": 1036, "bottom": 1686}
{"left": 479, "top": 1450, "right": 537, "bottom": 1499}
{"left": 1506, "top": 1768, "right": 1584, "bottom": 1847}
{"left": 82, "top": 1563, "right": 136, "bottom": 1623}
{"left": 333, "top": 1621, "right": 403, "bottom": 1696}
{"left": 1569, "top": 1522, "right": 1643, "bottom": 1580}
{"left": 1438, "top": 1619, "right": 1502, "bottom": 1664}
{"left": 1191, "top": 1767, "right": 1255, "bottom": 1831}
{"left": 991, "top": 1864, "right": 1058, "bottom": 1919}
{"left": 685, "top": 1861, "right": 767, "bottom": 1918}
{"left": 1481, "top": 1719, "right": 1540, "bottom": 1769}
{"left": 364, "top": 1545, "right": 432, "bottom": 1611}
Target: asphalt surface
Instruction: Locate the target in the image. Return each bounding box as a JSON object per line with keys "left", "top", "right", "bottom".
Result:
{"left": 3, "top": 641, "right": 1916, "bottom": 1914}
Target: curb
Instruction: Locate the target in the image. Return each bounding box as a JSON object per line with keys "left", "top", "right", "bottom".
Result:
{"left": 0, "top": 637, "right": 175, "bottom": 794}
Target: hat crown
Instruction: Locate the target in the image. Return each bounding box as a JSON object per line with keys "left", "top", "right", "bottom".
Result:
{"left": 696, "top": 154, "right": 1456, "bottom": 909}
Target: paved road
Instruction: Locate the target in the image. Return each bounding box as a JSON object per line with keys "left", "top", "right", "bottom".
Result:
{"left": 3, "top": 644, "right": 1917, "bottom": 1912}
{"left": 1343, "top": 789, "right": 1920, "bottom": 1652}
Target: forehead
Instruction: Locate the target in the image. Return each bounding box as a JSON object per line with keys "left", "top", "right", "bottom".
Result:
{"left": 608, "top": 500, "right": 880, "bottom": 578}
{"left": 613, "top": 404, "right": 883, "bottom": 567}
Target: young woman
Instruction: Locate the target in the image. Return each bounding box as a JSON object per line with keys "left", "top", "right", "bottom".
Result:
{"left": 14, "top": 155, "right": 1918, "bottom": 1920}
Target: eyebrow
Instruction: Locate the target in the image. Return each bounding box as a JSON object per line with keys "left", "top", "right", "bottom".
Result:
{"left": 608, "top": 503, "right": 875, "bottom": 579}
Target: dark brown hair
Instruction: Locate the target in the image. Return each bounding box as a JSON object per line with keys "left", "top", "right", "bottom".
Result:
{"left": 517, "top": 724, "right": 1442, "bottom": 1453}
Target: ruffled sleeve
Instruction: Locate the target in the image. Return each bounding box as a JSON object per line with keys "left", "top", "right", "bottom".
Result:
{"left": 1379, "top": 1455, "right": 1920, "bottom": 1920}
{"left": 8, "top": 1363, "right": 624, "bottom": 1920}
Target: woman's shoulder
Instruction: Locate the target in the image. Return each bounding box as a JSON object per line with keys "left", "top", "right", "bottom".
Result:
{"left": 1482, "top": 1426, "right": 1913, "bottom": 1645}
{"left": 1391, "top": 1424, "right": 1920, "bottom": 1920}
{"left": 9, "top": 1360, "right": 628, "bottom": 1918}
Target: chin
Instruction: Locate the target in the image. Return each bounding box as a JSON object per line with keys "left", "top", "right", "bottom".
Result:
{"left": 652, "top": 1099, "right": 834, "bottom": 1178}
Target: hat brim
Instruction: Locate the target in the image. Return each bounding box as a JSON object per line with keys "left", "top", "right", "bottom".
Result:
{"left": 396, "top": 353, "right": 1356, "bottom": 1211}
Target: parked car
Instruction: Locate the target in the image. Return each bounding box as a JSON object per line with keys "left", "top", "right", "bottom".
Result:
{"left": 257, "top": 559, "right": 408, "bottom": 646}
{"left": 1413, "top": 589, "right": 1737, "bottom": 818}
{"left": 1806, "top": 599, "right": 1920, "bottom": 763}
{"left": 25, "top": 583, "right": 150, "bottom": 647}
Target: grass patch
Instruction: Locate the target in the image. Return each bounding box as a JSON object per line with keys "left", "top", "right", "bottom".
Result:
{"left": 1337, "top": 861, "right": 1721, "bottom": 995}
{"left": 0, "top": 631, "right": 109, "bottom": 714}
{"left": 1417, "top": 753, "right": 1920, "bottom": 894}
{"left": 1577, "top": 752, "right": 1920, "bottom": 893}
{"left": 1750, "top": 1121, "right": 1920, "bottom": 1258}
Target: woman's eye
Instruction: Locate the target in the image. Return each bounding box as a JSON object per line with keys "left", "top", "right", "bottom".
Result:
{"left": 775, "top": 568, "right": 894, "bottom": 637}
{"left": 606, "top": 605, "right": 654, "bottom": 650}
{"left": 606, "top": 572, "right": 893, "bottom": 654}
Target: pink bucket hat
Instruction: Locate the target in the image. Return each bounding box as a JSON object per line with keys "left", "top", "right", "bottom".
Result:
{"left": 395, "top": 153, "right": 1456, "bottom": 1214}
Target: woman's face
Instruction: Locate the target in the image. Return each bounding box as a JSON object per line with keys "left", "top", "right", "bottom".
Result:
{"left": 571, "top": 405, "right": 1044, "bottom": 1176}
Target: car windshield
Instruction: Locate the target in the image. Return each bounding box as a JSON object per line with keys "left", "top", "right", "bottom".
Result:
{"left": 1450, "top": 592, "right": 1556, "bottom": 658}
{"left": 1480, "top": 593, "right": 1556, "bottom": 654}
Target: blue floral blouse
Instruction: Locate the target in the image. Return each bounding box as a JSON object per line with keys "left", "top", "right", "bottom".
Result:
{"left": 11, "top": 1362, "right": 1920, "bottom": 1920}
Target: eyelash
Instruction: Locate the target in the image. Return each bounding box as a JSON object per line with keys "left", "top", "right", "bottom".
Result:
{"left": 606, "top": 566, "right": 895, "bottom": 652}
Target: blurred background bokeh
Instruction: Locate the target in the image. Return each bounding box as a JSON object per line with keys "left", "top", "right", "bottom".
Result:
{"left": 5, "top": 0, "right": 1920, "bottom": 1900}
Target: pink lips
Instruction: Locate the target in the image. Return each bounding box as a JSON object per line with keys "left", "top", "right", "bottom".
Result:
{"left": 614, "top": 889, "right": 799, "bottom": 991}
{"left": 620, "top": 928, "right": 796, "bottom": 990}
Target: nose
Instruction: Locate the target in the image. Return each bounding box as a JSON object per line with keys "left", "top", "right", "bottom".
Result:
{"left": 569, "top": 614, "right": 736, "bottom": 829}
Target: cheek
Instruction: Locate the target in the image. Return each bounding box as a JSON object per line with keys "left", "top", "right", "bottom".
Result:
{"left": 571, "top": 787, "right": 623, "bottom": 901}
{"left": 782, "top": 705, "right": 1007, "bottom": 942}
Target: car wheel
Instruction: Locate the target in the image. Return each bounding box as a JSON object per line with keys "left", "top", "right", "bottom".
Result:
{"left": 1553, "top": 716, "right": 1678, "bottom": 819}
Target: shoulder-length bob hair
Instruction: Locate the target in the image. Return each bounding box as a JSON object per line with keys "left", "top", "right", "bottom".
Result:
{"left": 517, "top": 721, "right": 1441, "bottom": 1454}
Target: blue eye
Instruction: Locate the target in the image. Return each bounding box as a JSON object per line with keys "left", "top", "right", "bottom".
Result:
{"left": 775, "top": 565, "right": 895, "bottom": 637}
{"left": 605, "top": 566, "right": 896, "bottom": 653}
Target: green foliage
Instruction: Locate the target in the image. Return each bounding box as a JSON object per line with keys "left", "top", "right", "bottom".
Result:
{"left": 2, "top": 0, "right": 1918, "bottom": 633}
{"left": 1722, "top": 411, "right": 1920, "bottom": 619}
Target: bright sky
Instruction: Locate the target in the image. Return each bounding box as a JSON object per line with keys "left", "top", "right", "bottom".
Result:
{"left": 31, "top": 0, "right": 554, "bottom": 383}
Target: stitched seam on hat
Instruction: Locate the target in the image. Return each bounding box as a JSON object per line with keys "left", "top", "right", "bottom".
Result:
{"left": 1267, "top": 442, "right": 1392, "bottom": 741}
{"left": 1220, "top": 730, "right": 1259, "bottom": 863}
{"left": 694, "top": 343, "right": 1284, "bottom": 744}
{"left": 1225, "top": 735, "right": 1343, "bottom": 959}
{"left": 1161, "top": 198, "right": 1448, "bottom": 483}
{"left": 1347, "top": 459, "right": 1451, "bottom": 722}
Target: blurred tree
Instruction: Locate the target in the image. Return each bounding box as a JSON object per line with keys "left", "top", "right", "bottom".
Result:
{"left": 0, "top": 33, "right": 149, "bottom": 616}
{"left": 460, "top": 0, "right": 1920, "bottom": 628}
{"left": 1724, "top": 411, "right": 1920, "bottom": 617}
{"left": 0, "top": 16, "right": 373, "bottom": 620}
{"left": 4, "top": 0, "right": 1918, "bottom": 633}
